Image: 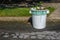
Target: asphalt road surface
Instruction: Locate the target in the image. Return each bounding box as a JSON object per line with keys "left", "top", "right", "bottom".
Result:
{"left": 0, "top": 20, "right": 60, "bottom": 40}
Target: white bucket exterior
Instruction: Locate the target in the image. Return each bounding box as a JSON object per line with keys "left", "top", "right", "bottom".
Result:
{"left": 32, "top": 15, "right": 47, "bottom": 29}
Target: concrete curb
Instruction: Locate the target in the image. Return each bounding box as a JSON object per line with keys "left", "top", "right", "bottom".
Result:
{"left": 0, "top": 17, "right": 30, "bottom": 22}
{"left": 0, "top": 17, "right": 60, "bottom": 22}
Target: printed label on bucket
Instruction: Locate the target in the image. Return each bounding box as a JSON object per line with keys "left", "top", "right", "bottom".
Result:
{"left": 31, "top": 10, "right": 48, "bottom": 15}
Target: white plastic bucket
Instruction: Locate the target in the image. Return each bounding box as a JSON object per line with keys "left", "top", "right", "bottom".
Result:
{"left": 30, "top": 8, "right": 49, "bottom": 29}
{"left": 32, "top": 14, "right": 47, "bottom": 29}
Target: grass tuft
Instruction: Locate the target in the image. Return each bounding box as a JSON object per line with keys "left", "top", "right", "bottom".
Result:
{"left": 0, "top": 7, "right": 55, "bottom": 17}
